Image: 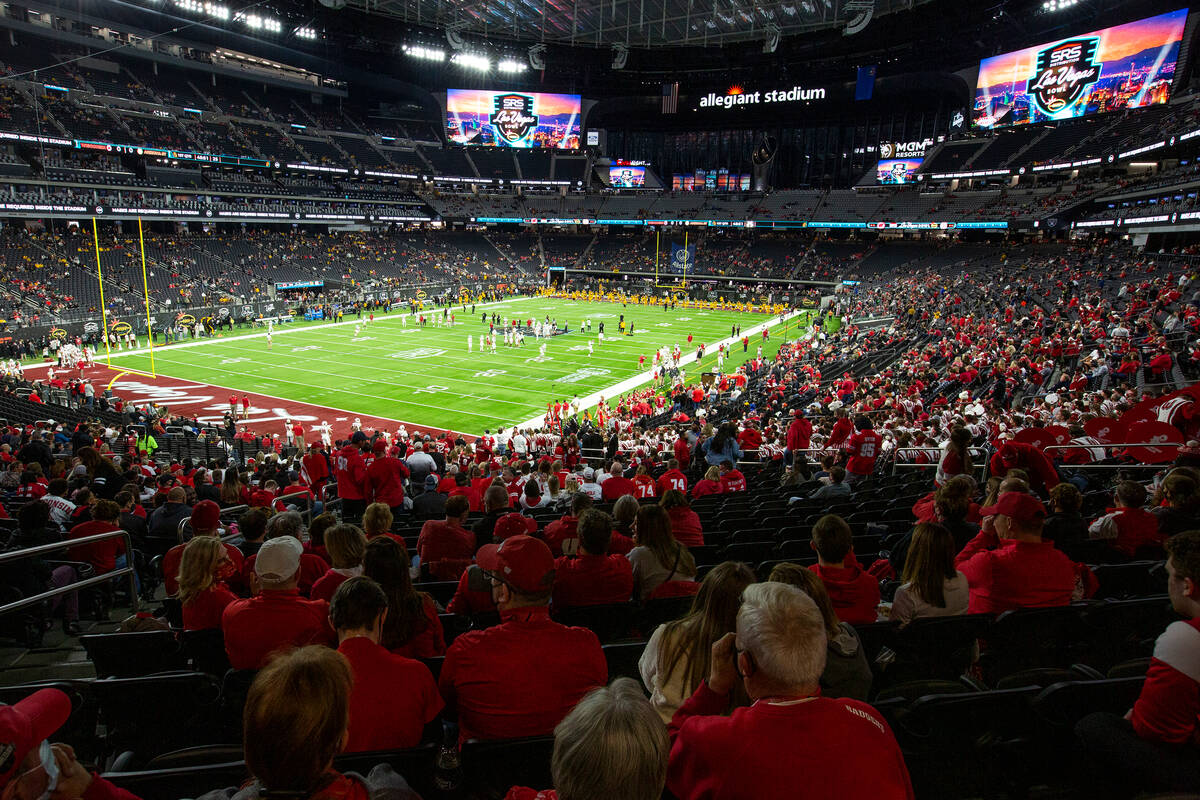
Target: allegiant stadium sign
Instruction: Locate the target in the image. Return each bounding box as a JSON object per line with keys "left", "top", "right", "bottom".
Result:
{"left": 699, "top": 85, "right": 827, "bottom": 109}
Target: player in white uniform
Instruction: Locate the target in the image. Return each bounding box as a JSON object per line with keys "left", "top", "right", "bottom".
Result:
{"left": 355, "top": 324, "right": 361, "bottom": 337}
{"left": 587, "top": 341, "right": 594, "bottom": 357}
{"left": 489, "top": 336, "right": 497, "bottom": 354}
{"left": 267, "top": 329, "right": 273, "bottom": 348}
{"left": 320, "top": 421, "right": 333, "bottom": 448}
{"left": 467, "top": 335, "right": 473, "bottom": 353}
{"left": 539, "top": 342, "right": 547, "bottom": 358}
{"left": 478, "top": 334, "right": 485, "bottom": 352}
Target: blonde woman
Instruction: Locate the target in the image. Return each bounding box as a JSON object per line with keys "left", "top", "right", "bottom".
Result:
{"left": 178, "top": 536, "right": 237, "bottom": 631}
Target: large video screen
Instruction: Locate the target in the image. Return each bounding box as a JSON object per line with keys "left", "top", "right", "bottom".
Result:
{"left": 974, "top": 8, "right": 1188, "bottom": 129}
{"left": 876, "top": 158, "right": 923, "bottom": 184}
{"left": 446, "top": 89, "right": 581, "bottom": 149}
{"left": 610, "top": 165, "right": 646, "bottom": 187}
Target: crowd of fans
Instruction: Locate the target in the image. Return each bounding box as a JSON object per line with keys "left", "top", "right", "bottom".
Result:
{"left": 1, "top": 236, "right": 1200, "bottom": 798}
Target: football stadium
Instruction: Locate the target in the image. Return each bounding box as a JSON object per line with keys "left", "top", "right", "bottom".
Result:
{"left": 2, "top": 0, "right": 1200, "bottom": 797}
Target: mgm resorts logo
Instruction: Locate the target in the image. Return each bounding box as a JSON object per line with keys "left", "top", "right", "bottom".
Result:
{"left": 491, "top": 94, "right": 538, "bottom": 144}
{"left": 879, "top": 139, "right": 933, "bottom": 159}
{"left": 1030, "top": 38, "right": 1101, "bottom": 116}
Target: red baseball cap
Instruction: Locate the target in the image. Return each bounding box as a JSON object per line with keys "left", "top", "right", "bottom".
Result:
{"left": 980, "top": 492, "right": 1046, "bottom": 526}
{"left": 0, "top": 688, "right": 72, "bottom": 785}
{"left": 494, "top": 512, "right": 537, "bottom": 541}
{"left": 476, "top": 535, "right": 555, "bottom": 595}
{"left": 191, "top": 500, "right": 221, "bottom": 532}
{"left": 372, "top": 439, "right": 388, "bottom": 453}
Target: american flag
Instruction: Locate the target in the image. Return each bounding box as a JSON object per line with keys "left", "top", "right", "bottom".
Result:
{"left": 662, "top": 82, "right": 679, "bottom": 114}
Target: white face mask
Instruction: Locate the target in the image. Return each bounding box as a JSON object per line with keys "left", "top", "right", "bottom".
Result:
{"left": 33, "top": 741, "right": 59, "bottom": 800}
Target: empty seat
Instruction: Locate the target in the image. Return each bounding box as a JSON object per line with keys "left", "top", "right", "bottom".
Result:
{"left": 81, "top": 630, "right": 188, "bottom": 679}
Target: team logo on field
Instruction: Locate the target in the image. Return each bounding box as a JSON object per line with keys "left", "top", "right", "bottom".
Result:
{"left": 1030, "top": 38, "right": 1100, "bottom": 115}
{"left": 491, "top": 94, "right": 538, "bottom": 144}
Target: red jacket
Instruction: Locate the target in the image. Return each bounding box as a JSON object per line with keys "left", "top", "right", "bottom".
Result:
{"left": 988, "top": 443, "right": 1060, "bottom": 494}
{"left": 667, "top": 507, "right": 704, "bottom": 548}
{"left": 954, "top": 531, "right": 1095, "bottom": 615}
{"left": 438, "top": 605, "right": 606, "bottom": 743}
{"left": 632, "top": 475, "right": 657, "bottom": 498}
{"left": 693, "top": 479, "right": 723, "bottom": 499}
{"left": 335, "top": 445, "right": 368, "bottom": 501}
{"left": 338, "top": 636, "right": 443, "bottom": 753}
{"left": 673, "top": 438, "right": 692, "bottom": 468}
{"left": 1131, "top": 617, "right": 1200, "bottom": 746}
{"left": 417, "top": 520, "right": 475, "bottom": 579}
{"left": 1089, "top": 507, "right": 1165, "bottom": 558}
{"left": 667, "top": 681, "right": 914, "bottom": 800}
{"left": 221, "top": 589, "right": 335, "bottom": 670}
{"left": 366, "top": 456, "right": 410, "bottom": 507}
{"left": 719, "top": 470, "right": 747, "bottom": 493}
{"left": 786, "top": 417, "right": 813, "bottom": 451}
{"left": 809, "top": 562, "right": 880, "bottom": 625}
{"left": 552, "top": 554, "right": 634, "bottom": 608}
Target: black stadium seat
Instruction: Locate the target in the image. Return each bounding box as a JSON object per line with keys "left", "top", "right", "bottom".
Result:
{"left": 462, "top": 736, "right": 555, "bottom": 799}
{"left": 81, "top": 630, "right": 188, "bottom": 679}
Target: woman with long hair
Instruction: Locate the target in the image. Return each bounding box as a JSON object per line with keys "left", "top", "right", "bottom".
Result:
{"left": 75, "top": 446, "right": 125, "bottom": 500}
{"left": 228, "top": 646, "right": 420, "bottom": 800}
{"left": 767, "top": 562, "right": 872, "bottom": 700}
{"left": 658, "top": 489, "right": 704, "bottom": 547}
{"left": 177, "top": 536, "right": 238, "bottom": 631}
{"left": 638, "top": 561, "right": 755, "bottom": 723}
{"left": 702, "top": 423, "right": 743, "bottom": 468}
{"left": 891, "top": 522, "right": 969, "bottom": 625}
{"left": 612, "top": 495, "right": 640, "bottom": 540}
{"left": 628, "top": 505, "right": 697, "bottom": 601}
{"left": 220, "top": 468, "right": 248, "bottom": 507}
{"left": 1153, "top": 471, "right": 1200, "bottom": 536}
{"left": 361, "top": 537, "right": 445, "bottom": 658}
{"left": 936, "top": 427, "right": 975, "bottom": 486}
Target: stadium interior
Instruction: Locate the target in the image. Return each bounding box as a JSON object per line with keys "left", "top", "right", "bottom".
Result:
{"left": 2, "top": 0, "right": 1200, "bottom": 797}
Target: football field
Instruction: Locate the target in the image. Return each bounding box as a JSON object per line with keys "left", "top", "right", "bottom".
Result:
{"left": 96, "top": 297, "right": 817, "bottom": 435}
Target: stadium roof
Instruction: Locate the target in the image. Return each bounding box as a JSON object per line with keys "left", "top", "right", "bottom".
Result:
{"left": 343, "top": 0, "right": 935, "bottom": 48}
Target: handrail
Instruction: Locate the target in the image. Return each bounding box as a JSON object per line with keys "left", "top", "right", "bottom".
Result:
{"left": 0, "top": 530, "right": 138, "bottom": 617}
{"left": 1042, "top": 441, "right": 1179, "bottom": 469}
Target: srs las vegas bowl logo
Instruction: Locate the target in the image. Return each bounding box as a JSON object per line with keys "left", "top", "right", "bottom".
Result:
{"left": 491, "top": 94, "right": 538, "bottom": 144}
{"left": 1029, "top": 38, "right": 1100, "bottom": 116}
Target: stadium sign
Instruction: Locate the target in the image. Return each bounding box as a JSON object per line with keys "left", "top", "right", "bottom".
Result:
{"left": 111, "top": 322, "right": 132, "bottom": 334}
{"left": 699, "top": 85, "right": 826, "bottom": 109}
{"left": 878, "top": 139, "right": 934, "bottom": 159}
{"left": 50, "top": 328, "right": 67, "bottom": 339}
{"left": 83, "top": 322, "right": 99, "bottom": 334}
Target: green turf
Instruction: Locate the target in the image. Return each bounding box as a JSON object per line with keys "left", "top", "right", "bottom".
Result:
{"left": 101, "top": 298, "right": 819, "bottom": 435}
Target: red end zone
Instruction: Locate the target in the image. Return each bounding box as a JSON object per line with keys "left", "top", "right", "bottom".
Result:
{"left": 71, "top": 365, "right": 467, "bottom": 441}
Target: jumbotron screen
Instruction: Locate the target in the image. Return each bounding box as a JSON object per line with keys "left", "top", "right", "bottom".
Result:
{"left": 609, "top": 165, "right": 646, "bottom": 187}
{"left": 876, "top": 158, "right": 922, "bottom": 185}
{"left": 446, "top": 89, "right": 582, "bottom": 149}
{"left": 974, "top": 8, "right": 1188, "bottom": 129}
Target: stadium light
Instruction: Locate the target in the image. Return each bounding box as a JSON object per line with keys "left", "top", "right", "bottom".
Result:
{"left": 451, "top": 52, "right": 491, "bottom": 71}
{"left": 236, "top": 12, "right": 283, "bottom": 32}
{"left": 1041, "top": 0, "right": 1079, "bottom": 11}
{"left": 497, "top": 59, "right": 527, "bottom": 73}
{"left": 404, "top": 45, "right": 446, "bottom": 61}
{"left": 294, "top": 26, "right": 319, "bottom": 40}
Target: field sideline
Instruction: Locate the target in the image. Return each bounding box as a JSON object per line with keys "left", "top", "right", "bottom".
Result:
{"left": 73, "top": 297, "right": 819, "bottom": 435}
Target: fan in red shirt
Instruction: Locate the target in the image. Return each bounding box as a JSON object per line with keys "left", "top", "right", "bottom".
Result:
{"left": 988, "top": 442, "right": 1060, "bottom": 496}
{"left": 335, "top": 434, "right": 370, "bottom": 518}
{"left": 1075, "top": 530, "right": 1200, "bottom": 794}
{"left": 657, "top": 460, "right": 688, "bottom": 495}
{"left": 808, "top": 514, "right": 880, "bottom": 625}
{"left": 692, "top": 467, "right": 724, "bottom": 499}
{"left": 331, "top": 576, "right": 443, "bottom": 753}
{"left": 366, "top": 438, "right": 410, "bottom": 513}
{"left": 417, "top": 495, "right": 476, "bottom": 580}
{"left": 786, "top": 409, "right": 813, "bottom": 465}
{"left": 600, "top": 460, "right": 636, "bottom": 501}
{"left": 737, "top": 421, "right": 763, "bottom": 455}
{"left": 843, "top": 416, "right": 882, "bottom": 483}
{"left": 221, "top": 536, "right": 335, "bottom": 670}
{"left": 439, "top": 535, "right": 607, "bottom": 744}
{"left": 552, "top": 509, "right": 634, "bottom": 608}
{"left": 718, "top": 461, "right": 747, "bottom": 493}
{"left": 673, "top": 432, "right": 692, "bottom": 470}
{"left": 67, "top": 499, "right": 126, "bottom": 575}
{"left": 667, "top": 583, "right": 913, "bottom": 800}
{"left": 632, "top": 466, "right": 657, "bottom": 499}
{"left": 956, "top": 492, "right": 1096, "bottom": 615}
{"left": 660, "top": 490, "right": 704, "bottom": 548}
{"left": 163, "top": 500, "right": 244, "bottom": 596}
{"left": 177, "top": 536, "right": 239, "bottom": 632}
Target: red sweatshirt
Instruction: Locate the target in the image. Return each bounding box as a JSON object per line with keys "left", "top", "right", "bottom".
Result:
{"left": 667, "top": 681, "right": 914, "bottom": 800}
{"left": 809, "top": 562, "right": 880, "bottom": 625}
{"left": 954, "top": 531, "right": 1094, "bottom": 614}
{"left": 552, "top": 553, "right": 634, "bottom": 608}
{"left": 1131, "top": 617, "right": 1200, "bottom": 746}
{"left": 335, "top": 445, "right": 368, "bottom": 501}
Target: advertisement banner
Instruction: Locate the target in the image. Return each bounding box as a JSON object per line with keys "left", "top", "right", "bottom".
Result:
{"left": 974, "top": 8, "right": 1187, "bottom": 128}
